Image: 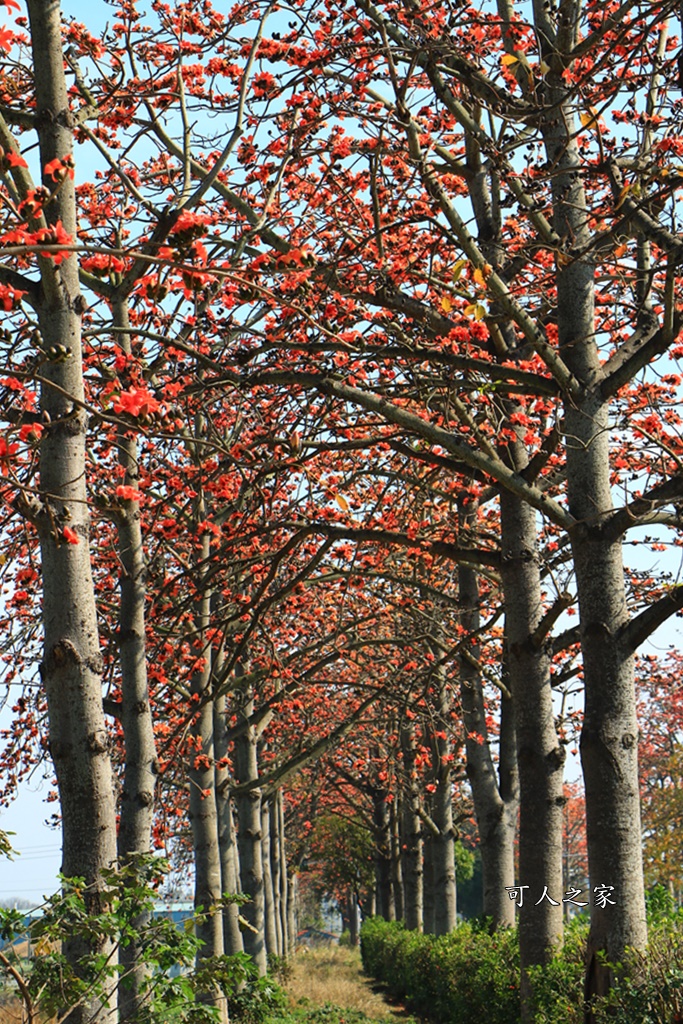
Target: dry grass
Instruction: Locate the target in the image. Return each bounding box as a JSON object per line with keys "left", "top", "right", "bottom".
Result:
{"left": 285, "top": 946, "right": 406, "bottom": 1020}
{"left": 1, "top": 946, "right": 405, "bottom": 1024}
{"left": 0, "top": 992, "right": 37, "bottom": 1024}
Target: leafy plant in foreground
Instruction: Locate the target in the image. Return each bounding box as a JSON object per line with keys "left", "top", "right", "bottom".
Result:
{"left": 0, "top": 856, "right": 253, "bottom": 1024}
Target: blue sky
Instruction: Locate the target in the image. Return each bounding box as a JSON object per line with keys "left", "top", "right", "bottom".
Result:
{"left": 0, "top": 779, "right": 61, "bottom": 904}
{"left": 1, "top": 0, "right": 683, "bottom": 905}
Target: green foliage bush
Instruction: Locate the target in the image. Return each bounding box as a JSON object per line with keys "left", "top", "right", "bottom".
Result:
{"left": 525, "top": 918, "right": 587, "bottom": 1024}
{"left": 361, "top": 899, "right": 683, "bottom": 1024}
{"left": 228, "top": 968, "right": 288, "bottom": 1024}
{"left": 0, "top": 856, "right": 267, "bottom": 1024}
{"left": 360, "top": 917, "right": 519, "bottom": 1024}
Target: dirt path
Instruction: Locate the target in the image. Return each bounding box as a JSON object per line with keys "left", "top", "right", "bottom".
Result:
{"left": 284, "top": 946, "right": 412, "bottom": 1022}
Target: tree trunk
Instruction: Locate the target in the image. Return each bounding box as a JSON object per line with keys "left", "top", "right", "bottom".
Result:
{"left": 372, "top": 787, "right": 395, "bottom": 921}
{"left": 276, "top": 791, "right": 289, "bottom": 956}
{"left": 235, "top": 689, "right": 267, "bottom": 975}
{"left": 188, "top": 534, "right": 228, "bottom": 1024}
{"left": 431, "top": 769, "right": 457, "bottom": 935}
{"left": 347, "top": 890, "right": 359, "bottom": 947}
{"left": 500, "top": 484, "right": 565, "bottom": 1013}
{"left": 261, "top": 796, "right": 278, "bottom": 955}
{"left": 571, "top": 405, "right": 647, "bottom": 1000}
{"left": 287, "top": 874, "right": 298, "bottom": 952}
{"left": 390, "top": 796, "right": 404, "bottom": 923}
{"left": 538, "top": 30, "right": 648, "bottom": 1000}
{"left": 214, "top": 692, "right": 244, "bottom": 957}
{"left": 112, "top": 297, "right": 158, "bottom": 1023}
{"left": 422, "top": 828, "right": 435, "bottom": 934}
{"left": 270, "top": 793, "right": 285, "bottom": 956}
{"left": 458, "top": 503, "right": 518, "bottom": 929}
{"left": 400, "top": 724, "right": 423, "bottom": 931}
{"left": 427, "top": 650, "right": 457, "bottom": 936}
{"left": 27, "top": 2, "right": 118, "bottom": 1021}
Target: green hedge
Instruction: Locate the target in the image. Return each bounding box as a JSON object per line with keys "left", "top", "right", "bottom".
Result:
{"left": 360, "top": 917, "right": 521, "bottom": 1024}
{"left": 360, "top": 904, "right": 683, "bottom": 1024}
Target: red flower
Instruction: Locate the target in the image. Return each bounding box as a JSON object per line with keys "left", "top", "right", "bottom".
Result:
{"left": 36, "top": 221, "right": 73, "bottom": 264}
{"left": 113, "top": 387, "right": 160, "bottom": 418}
{"left": 62, "top": 526, "right": 79, "bottom": 545}
{"left": 18, "top": 422, "right": 43, "bottom": 443}
{"left": 0, "top": 284, "right": 25, "bottom": 312}
{"left": 0, "top": 26, "right": 14, "bottom": 52}
{"left": 5, "top": 151, "right": 27, "bottom": 168}
{"left": 115, "top": 484, "right": 143, "bottom": 502}
{"left": 252, "top": 72, "right": 277, "bottom": 97}
{"left": 43, "top": 155, "right": 75, "bottom": 182}
{"left": 0, "top": 435, "right": 19, "bottom": 473}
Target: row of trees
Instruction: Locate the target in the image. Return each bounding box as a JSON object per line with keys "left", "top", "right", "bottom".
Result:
{"left": 2, "top": 0, "right": 683, "bottom": 1020}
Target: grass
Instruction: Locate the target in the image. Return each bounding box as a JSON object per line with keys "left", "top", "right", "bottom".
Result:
{"left": 283, "top": 945, "right": 417, "bottom": 1023}
{"left": 0, "top": 989, "right": 47, "bottom": 1024}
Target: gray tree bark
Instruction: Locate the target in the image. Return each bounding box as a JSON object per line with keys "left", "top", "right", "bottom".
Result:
{"left": 400, "top": 723, "right": 423, "bottom": 931}
{"left": 27, "top": 3, "right": 118, "bottom": 1021}
{"left": 214, "top": 692, "right": 244, "bottom": 957}
{"left": 235, "top": 687, "right": 267, "bottom": 975}
{"left": 430, "top": 769, "right": 457, "bottom": 936}
{"left": 188, "top": 533, "right": 228, "bottom": 1024}
{"left": 372, "top": 786, "right": 395, "bottom": 921}
{"left": 390, "top": 796, "right": 404, "bottom": 923}
{"left": 346, "top": 890, "right": 359, "bottom": 947}
{"left": 270, "top": 793, "right": 285, "bottom": 956}
{"left": 458, "top": 503, "right": 518, "bottom": 929}
{"left": 500, "top": 479, "right": 565, "bottom": 1010}
{"left": 422, "top": 826, "right": 435, "bottom": 934}
{"left": 112, "top": 297, "right": 158, "bottom": 1023}
{"left": 261, "top": 795, "right": 279, "bottom": 955}
{"left": 535, "top": 7, "right": 648, "bottom": 997}
{"left": 287, "top": 873, "right": 298, "bottom": 953}
{"left": 426, "top": 652, "right": 457, "bottom": 936}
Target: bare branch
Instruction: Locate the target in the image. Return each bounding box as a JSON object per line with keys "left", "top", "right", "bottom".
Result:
{"left": 620, "top": 586, "right": 683, "bottom": 655}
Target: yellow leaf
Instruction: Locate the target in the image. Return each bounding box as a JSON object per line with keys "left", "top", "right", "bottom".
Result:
{"left": 441, "top": 294, "right": 453, "bottom": 313}
{"left": 539, "top": 60, "right": 550, "bottom": 75}
{"left": 335, "top": 493, "right": 350, "bottom": 512}
{"left": 472, "top": 267, "right": 486, "bottom": 287}
{"left": 615, "top": 183, "right": 631, "bottom": 210}
{"left": 580, "top": 111, "right": 598, "bottom": 129}
{"left": 614, "top": 243, "right": 628, "bottom": 258}
{"left": 0, "top": 553, "right": 6, "bottom": 565}
{"left": 501, "top": 53, "right": 519, "bottom": 66}
{"left": 464, "top": 303, "right": 486, "bottom": 321}
{"left": 452, "top": 259, "right": 468, "bottom": 282}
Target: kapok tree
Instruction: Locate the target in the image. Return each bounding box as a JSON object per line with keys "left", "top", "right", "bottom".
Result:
{"left": 0, "top": 2, "right": 120, "bottom": 1020}
{"left": 205, "top": 0, "right": 683, "bottom": 1010}
{"left": 5, "top": 1, "right": 683, "bottom": 1019}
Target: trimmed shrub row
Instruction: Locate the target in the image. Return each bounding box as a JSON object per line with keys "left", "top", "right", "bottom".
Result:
{"left": 360, "top": 903, "right": 683, "bottom": 1024}
{"left": 360, "top": 917, "right": 522, "bottom": 1024}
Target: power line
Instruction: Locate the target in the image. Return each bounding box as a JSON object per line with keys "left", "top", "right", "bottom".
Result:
{"left": 0, "top": 887, "right": 58, "bottom": 895}
{"left": 6, "top": 845, "right": 60, "bottom": 852}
